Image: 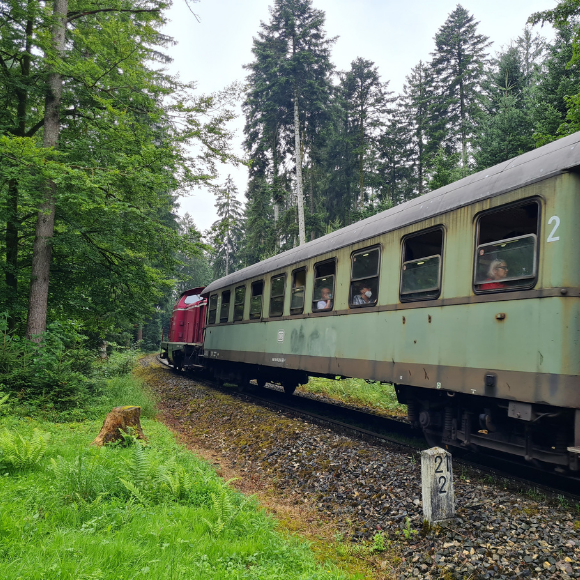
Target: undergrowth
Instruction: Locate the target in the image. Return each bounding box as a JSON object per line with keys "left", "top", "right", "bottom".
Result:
{"left": 299, "top": 376, "right": 407, "bottom": 416}
{"left": 0, "top": 418, "right": 351, "bottom": 579}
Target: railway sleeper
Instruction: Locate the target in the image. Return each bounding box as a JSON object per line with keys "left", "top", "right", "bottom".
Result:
{"left": 398, "top": 385, "right": 579, "bottom": 472}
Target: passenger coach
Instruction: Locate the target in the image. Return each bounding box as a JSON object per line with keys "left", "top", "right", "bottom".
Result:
{"left": 201, "top": 133, "right": 580, "bottom": 473}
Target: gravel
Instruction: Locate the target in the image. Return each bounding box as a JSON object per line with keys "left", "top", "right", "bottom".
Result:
{"left": 145, "top": 361, "right": 580, "bottom": 579}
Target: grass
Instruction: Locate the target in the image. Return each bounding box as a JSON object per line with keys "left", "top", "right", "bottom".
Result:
{"left": 298, "top": 376, "right": 408, "bottom": 417}
{"left": 0, "top": 374, "right": 355, "bottom": 580}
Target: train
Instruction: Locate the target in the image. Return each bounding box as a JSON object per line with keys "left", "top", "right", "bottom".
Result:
{"left": 161, "top": 131, "right": 580, "bottom": 474}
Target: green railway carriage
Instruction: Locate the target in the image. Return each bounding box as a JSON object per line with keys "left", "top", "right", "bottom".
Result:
{"left": 201, "top": 133, "right": 580, "bottom": 472}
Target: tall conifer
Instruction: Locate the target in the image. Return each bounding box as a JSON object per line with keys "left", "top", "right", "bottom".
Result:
{"left": 207, "top": 176, "right": 244, "bottom": 278}
{"left": 430, "top": 5, "right": 491, "bottom": 169}
{"left": 243, "top": 0, "right": 334, "bottom": 246}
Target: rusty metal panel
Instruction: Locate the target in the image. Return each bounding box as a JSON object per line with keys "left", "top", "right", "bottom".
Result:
{"left": 204, "top": 132, "right": 580, "bottom": 294}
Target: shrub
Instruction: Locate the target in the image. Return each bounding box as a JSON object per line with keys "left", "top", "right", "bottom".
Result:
{"left": 0, "top": 315, "right": 94, "bottom": 410}
{"left": 0, "top": 428, "right": 50, "bottom": 469}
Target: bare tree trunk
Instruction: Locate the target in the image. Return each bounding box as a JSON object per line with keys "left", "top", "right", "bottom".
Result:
{"left": 293, "top": 88, "right": 306, "bottom": 246}
{"left": 309, "top": 170, "right": 315, "bottom": 241}
{"left": 358, "top": 110, "right": 364, "bottom": 211}
{"left": 26, "top": 0, "right": 68, "bottom": 340}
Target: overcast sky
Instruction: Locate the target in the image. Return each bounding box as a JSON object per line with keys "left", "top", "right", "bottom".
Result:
{"left": 162, "top": 0, "right": 556, "bottom": 233}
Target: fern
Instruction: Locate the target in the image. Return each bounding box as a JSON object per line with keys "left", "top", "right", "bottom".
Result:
{"left": 156, "top": 462, "right": 193, "bottom": 501}
{"left": 119, "top": 478, "right": 149, "bottom": 505}
{"left": 130, "top": 441, "right": 148, "bottom": 487}
{"left": 0, "top": 392, "right": 9, "bottom": 414}
{"left": 118, "top": 442, "right": 150, "bottom": 503}
{"left": 0, "top": 428, "right": 50, "bottom": 469}
{"left": 202, "top": 479, "right": 245, "bottom": 537}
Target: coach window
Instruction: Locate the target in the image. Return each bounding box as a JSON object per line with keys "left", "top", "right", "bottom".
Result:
{"left": 312, "top": 260, "right": 335, "bottom": 312}
{"left": 290, "top": 268, "right": 306, "bottom": 315}
{"left": 220, "top": 290, "right": 231, "bottom": 323}
{"left": 233, "top": 285, "right": 246, "bottom": 321}
{"left": 349, "top": 247, "right": 380, "bottom": 307}
{"left": 474, "top": 200, "right": 539, "bottom": 292}
{"left": 269, "top": 274, "right": 286, "bottom": 317}
{"left": 250, "top": 280, "right": 264, "bottom": 320}
{"left": 208, "top": 294, "right": 218, "bottom": 324}
{"left": 400, "top": 228, "right": 443, "bottom": 302}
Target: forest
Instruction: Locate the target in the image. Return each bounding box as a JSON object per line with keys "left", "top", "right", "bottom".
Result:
{"left": 1, "top": 0, "right": 580, "bottom": 383}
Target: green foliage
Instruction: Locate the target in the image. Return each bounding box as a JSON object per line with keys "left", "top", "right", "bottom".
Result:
{"left": 371, "top": 531, "right": 389, "bottom": 553}
{"left": 0, "top": 392, "right": 9, "bottom": 414}
{"left": 0, "top": 427, "right": 49, "bottom": 469}
{"left": 300, "top": 376, "right": 406, "bottom": 416}
{"left": 0, "top": 417, "right": 350, "bottom": 579}
{"left": 202, "top": 480, "right": 241, "bottom": 537}
{"left": 93, "top": 374, "right": 157, "bottom": 420}
{"left": 156, "top": 460, "right": 195, "bottom": 501}
{"left": 206, "top": 175, "right": 244, "bottom": 277}
{"left": 0, "top": 314, "right": 94, "bottom": 409}
{"left": 0, "top": 0, "right": 240, "bottom": 336}
{"left": 94, "top": 350, "right": 140, "bottom": 380}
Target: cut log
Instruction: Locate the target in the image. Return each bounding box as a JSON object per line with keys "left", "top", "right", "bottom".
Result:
{"left": 91, "top": 405, "right": 147, "bottom": 446}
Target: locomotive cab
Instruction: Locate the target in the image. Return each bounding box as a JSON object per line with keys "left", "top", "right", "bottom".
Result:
{"left": 161, "top": 287, "right": 207, "bottom": 369}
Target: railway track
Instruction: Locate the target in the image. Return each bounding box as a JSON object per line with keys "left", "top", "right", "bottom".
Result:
{"left": 155, "top": 355, "right": 580, "bottom": 502}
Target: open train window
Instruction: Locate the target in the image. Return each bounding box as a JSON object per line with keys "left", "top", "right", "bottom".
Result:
{"left": 234, "top": 285, "right": 246, "bottom": 321}
{"left": 312, "top": 259, "right": 335, "bottom": 312}
{"left": 208, "top": 294, "right": 218, "bottom": 325}
{"left": 220, "top": 290, "right": 231, "bottom": 323}
{"left": 269, "top": 274, "right": 286, "bottom": 317}
{"left": 349, "top": 247, "right": 380, "bottom": 307}
{"left": 400, "top": 228, "right": 443, "bottom": 302}
{"left": 474, "top": 200, "right": 539, "bottom": 292}
{"left": 290, "top": 268, "right": 306, "bottom": 315}
{"left": 250, "top": 280, "right": 263, "bottom": 320}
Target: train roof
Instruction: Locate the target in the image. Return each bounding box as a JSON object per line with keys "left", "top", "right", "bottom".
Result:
{"left": 203, "top": 131, "right": 580, "bottom": 295}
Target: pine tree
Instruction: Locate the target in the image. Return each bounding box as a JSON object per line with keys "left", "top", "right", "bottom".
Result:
{"left": 207, "top": 176, "right": 244, "bottom": 278}
{"left": 241, "top": 176, "right": 276, "bottom": 265}
{"left": 339, "top": 57, "right": 393, "bottom": 213}
{"left": 474, "top": 46, "right": 535, "bottom": 169}
{"left": 399, "top": 61, "right": 434, "bottom": 196}
{"left": 377, "top": 100, "right": 416, "bottom": 206}
{"left": 430, "top": 5, "right": 491, "bottom": 169}
{"left": 243, "top": 0, "right": 334, "bottom": 246}
{"left": 528, "top": 17, "right": 580, "bottom": 142}
{"left": 175, "top": 214, "right": 213, "bottom": 294}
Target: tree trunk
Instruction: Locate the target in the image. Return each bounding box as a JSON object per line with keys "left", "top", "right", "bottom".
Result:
{"left": 309, "top": 169, "right": 315, "bottom": 241}
{"left": 358, "top": 107, "right": 364, "bottom": 211}
{"left": 293, "top": 88, "right": 306, "bottom": 246}
{"left": 26, "top": 0, "right": 68, "bottom": 340}
{"left": 91, "top": 406, "right": 148, "bottom": 446}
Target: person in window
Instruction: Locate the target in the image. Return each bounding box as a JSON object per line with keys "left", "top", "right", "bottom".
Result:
{"left": 352, "top": 284, "right": 376, "bottom": 305}
{"left": 480, "top": 259, "right": 508, "bottom": 290}
{"left": 316, "top": 287, "right": 332, "bottom": 310}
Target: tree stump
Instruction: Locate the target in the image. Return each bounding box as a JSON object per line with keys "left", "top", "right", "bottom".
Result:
{"left": 91, "top": 406, "right": 148, "bottom": 446}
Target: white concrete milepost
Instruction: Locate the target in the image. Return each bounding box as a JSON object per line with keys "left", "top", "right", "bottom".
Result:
{"left": 421, "top": 447, "right": 455, "bottom": 525}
